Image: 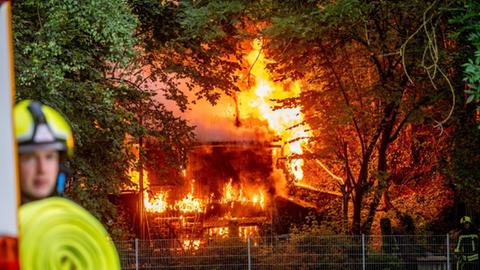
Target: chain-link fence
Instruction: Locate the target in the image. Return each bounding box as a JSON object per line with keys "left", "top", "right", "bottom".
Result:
{"left": 116, "top": 235, "right": 456, "bottom": 270}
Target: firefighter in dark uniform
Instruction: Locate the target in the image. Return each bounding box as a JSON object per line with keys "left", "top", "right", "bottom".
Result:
{"left": 455, "top": 216, "right": 479, "bottom": 270}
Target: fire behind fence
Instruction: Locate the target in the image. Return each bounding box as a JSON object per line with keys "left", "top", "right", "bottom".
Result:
{"left": 115, "top": 235, "right": 459, "bottom": 270}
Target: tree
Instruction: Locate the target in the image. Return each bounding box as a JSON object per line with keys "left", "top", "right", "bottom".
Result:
{"left": 259, "top": 0, "right": 462, "bottom": 234}
{"left": 454, "top": 1, "right": 480, "bottom": 113}
{"left": 129, "top": 0, "right": 473, "bottom": 234}
{"left": 445, "top": 0, "right": 480, "bottom": 216}
{"left": 128, "top": 0, "right": 252, "bottom": 110}
{"left": 126, "top": 0, "right": 479, "bottom": 235}
{"left": 12, "top": 0, "right": 195, "bottom": 237}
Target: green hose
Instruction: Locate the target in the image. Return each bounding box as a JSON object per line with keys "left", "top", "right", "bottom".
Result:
{"left": 19, "top": 197, "right": 120, "bottom": 270}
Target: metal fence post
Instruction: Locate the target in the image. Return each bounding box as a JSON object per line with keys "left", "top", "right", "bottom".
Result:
{"left": 446, "top": 233, "right": 450, "bottom": 270}
{"left": 135, "top": 238, "right": 139, "bottom": 270}
{"left": 362, "top": 234, "right": 366, "bottom": 270}
{"left": 247, "top": 236, "right": 252, "bottom": 270}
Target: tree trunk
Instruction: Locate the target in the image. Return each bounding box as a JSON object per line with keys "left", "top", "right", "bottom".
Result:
{"left": 352, "top": 185, "right": 364, "bottom": 235}
{"left": 351, "top": 152, "right": 373, "bottom": 234}
{"left": 362, "top": 114, "right": 395, "bottom": 234}
{"left": 340, "top": 184, "right": 350, "bottom": 234}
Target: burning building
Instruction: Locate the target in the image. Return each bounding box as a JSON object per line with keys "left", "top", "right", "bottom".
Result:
{"left": 143, "top": 141, "right": 277, "bottom": 241}
{"left": 119, "top": 39, "right": 340, "bottom": 244}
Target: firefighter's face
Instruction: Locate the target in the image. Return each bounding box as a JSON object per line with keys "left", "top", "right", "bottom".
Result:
{"left": 19, "top": 149, "right": 59, "bottom": 202}
{"left": 464, "top": 222, "right": 471, "bottom": 229}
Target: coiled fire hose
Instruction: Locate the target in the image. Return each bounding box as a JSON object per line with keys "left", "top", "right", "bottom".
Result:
{"left": 19, "top": 197, "right": 120, "bottom": 270}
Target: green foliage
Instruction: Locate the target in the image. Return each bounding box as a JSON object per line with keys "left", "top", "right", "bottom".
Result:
{"left": 463, "top": 35, "right": 480, "bottom": 108}
{"left": 12, "top": 0, "right": 195, "bottom": 237}
{"left": 265, "top": 0, "right": 365, "bottom": 41}
{"left": 129, "top": 0, "right": 249, "bottom": 110}
{"left": 269, "top": 215, "right": 359, "bottom": 269}
{"left": 451, "top": 0, "right": 480, "bottom": 111}
{"left": 179, "top": 0, "right": 245, "bottom": 41}
{"left": 259, "top": 0, "right": 464, "bottom": 234}
{"left": 289, "top": 212, "right": 335, "bottom": 236}
{"left": 447, "top": 0, "right": 480, "bottom": 212}
{"left": 13, "top": 0, "right": 137, "bottom": 92}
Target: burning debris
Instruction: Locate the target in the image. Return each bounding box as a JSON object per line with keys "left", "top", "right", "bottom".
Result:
{"left": 175, "top": 181, "right": 204, "bottom": 213}
{"left": 132, "top": 142, "right": 277, "bottom": 243}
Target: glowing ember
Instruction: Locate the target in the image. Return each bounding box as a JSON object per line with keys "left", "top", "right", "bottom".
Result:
{"left": 208, "top": 227, "right": 229, "bottom": 238}
{"left": 238, "top": 39, "right": 312, "bottom": 182}
{"left": 182, "top": 239, "right": 201, "bottom": 250}
{"left": 239, "top": 225, "right": 258, "bottom": 240}
{"left": 175, "top": 181, "right": 204, "bottom": 213}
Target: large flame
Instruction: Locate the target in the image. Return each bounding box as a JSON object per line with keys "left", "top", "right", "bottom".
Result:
{"left": 144, "top": 191, "right": 168, "bottom": 213}
{"left": 175, "top": 181, "right": 204, "bottom": 213}
{"left": 221, "top": 179, "right": 265, "bottom": 209}
{"left": 129, "top": 39, "right": 310, "bottom": 217}
{"left": 238, "top": 39, "right": 312, "bottom": 182}
{"left": 128, "top": 148, "right": 203, "bottom": 214}
{"left": 129, "top": 163, "right": 170, "bottom": 213}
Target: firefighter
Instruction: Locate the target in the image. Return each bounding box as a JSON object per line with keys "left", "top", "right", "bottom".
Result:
{"left": 14, "top": 100, "right": 121, "bottom": 269}
{"left": 455, "top": 216, "right": 479, "bottom": 270}
{"left": 14, "top": 100, "right": 73, "bottom": 204}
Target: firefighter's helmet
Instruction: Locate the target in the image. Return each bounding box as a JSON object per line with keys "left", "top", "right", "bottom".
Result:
{"left": 14, "top": 100, "right": 74, "bottom": 157}
{"left": 460, "top": 216, "right": 472, "bottom": 224}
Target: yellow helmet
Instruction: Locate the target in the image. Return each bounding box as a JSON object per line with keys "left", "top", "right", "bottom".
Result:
{"left": 14, "top": 100, "right": 74, "bottom": 157}
{"left": 460, "top": 216, "right": 472, "bottom": 224}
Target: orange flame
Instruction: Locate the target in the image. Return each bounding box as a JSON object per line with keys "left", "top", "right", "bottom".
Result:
{"left": 239, "top": 225, "right": 258, "bottom": 240}
{"left": 221, "top": 179, "right": 265, "bottom": 209}
{"left": 130, "top": 149, "right": 267, "bottom": 214}
{"left": 144, "top": 191, "right": 168, "bottom": 213}
{"left": 182, "top": 239, "right": 201, "bottom": 250}
{"left": 128, "top": 160, "right": 171, "bottom": 213}
{"left": 238, "top": 39, "right": 312, "bottom": 182}
{"left": 175, "top": 181, "right": 204, "bottom": 213}
{"left": 208, "top": 227, "right": 229, "bottom": 238}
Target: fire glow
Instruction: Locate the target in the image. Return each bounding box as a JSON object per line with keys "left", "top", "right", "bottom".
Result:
{"left": 130, "top": 165, "right": 268, "bottom": 214}
{"left": 238, "top": 39, "right": 312, "bottom": 182}
{"left": 182, "top": 239, "right": 201, "bottom": 251}
{"left": 144, "top": 191, "right": 168, "bottom": 213}
{"left": 239, "top": 225, "right": 258, "bottom": 240}
{"left": 129, "top": 167, "right": 169, "bottom": 213}
{"left": 175, "top": 181, "right": 204, "bottom": 213}
{"left": 138, "top": 179, "right": 267, "bottom": 214}
{"left": 208, "top": 227, "right": 229, "bottom": 238}
{"left": 130, "top": 39, "right": 312, "bottom": 238}
{"left": 221, "top": 179, "right": 265, "bottom": 209}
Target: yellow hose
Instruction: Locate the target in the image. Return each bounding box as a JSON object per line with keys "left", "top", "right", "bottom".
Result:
{"left": 19, "top": 197, "right": 120, "bottom": 270}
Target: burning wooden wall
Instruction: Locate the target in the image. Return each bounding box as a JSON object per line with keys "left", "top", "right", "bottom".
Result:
{"left": 186, "top": 142, "right": 276, "bottom": 210}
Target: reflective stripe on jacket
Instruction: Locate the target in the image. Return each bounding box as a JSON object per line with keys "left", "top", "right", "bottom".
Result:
{"left": 455, "top": 233, "right": 479, "bottom": 261}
